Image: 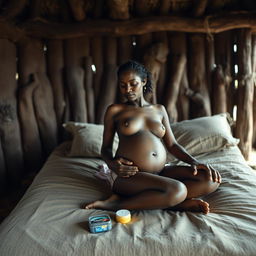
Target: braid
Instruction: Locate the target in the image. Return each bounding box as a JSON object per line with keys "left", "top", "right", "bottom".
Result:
{"left": 117, "top": 60, "right": 153, "bottom": 95}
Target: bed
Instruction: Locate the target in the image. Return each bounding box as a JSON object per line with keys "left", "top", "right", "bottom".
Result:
{"left": 0, "top": 113, "right": 256, "bottom": 256}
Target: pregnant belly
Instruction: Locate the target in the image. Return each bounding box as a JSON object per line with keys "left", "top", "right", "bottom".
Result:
{"left": 116, "top": 131, "right": 167, "bottom": 173}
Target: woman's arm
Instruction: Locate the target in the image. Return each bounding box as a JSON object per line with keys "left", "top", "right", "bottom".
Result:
{"left": 160, "top": 104, "right": 198, "bottom": 164}
{"left": 100, "top": 105, "right": 116, "bottom": 165}
{"left": 101, "top": 104, "right": 138, "bottom": 177}
{"left": 160, "top": 105, "right": 221, "bottom": 183}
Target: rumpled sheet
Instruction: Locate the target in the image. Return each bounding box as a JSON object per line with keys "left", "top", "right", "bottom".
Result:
{"left": 0, "top": 142, "right": 256, "bottom": 256}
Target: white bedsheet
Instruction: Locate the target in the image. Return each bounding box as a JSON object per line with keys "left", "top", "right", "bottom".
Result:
{"left": 0, "top": 142, "right": 256, "bottom": 256}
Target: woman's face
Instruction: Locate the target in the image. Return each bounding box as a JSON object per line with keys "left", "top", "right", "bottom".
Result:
{"left": 118, "top": 71, "right": 146, "bottom": 102}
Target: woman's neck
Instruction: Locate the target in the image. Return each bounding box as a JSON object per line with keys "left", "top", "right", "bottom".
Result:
{"left": 126, "top": 96, "right": 150, "bottom": 107}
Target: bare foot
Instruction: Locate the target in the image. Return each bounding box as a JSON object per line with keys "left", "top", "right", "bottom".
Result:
{"left": 173, "top": 199, "right": 210, "bottom": 214}
{"left": 85, "top": 194, "right": 120, "bottom": 210}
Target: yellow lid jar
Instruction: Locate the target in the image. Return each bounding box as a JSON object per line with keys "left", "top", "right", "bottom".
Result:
{"left": 116, "top": 209, "right": 131, "bottom": 224}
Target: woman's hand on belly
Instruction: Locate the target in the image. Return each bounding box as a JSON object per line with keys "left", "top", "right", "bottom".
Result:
{"left": 110, "top": 157, "right": 139, "bottom": 178}
{"left": 117, "top": 132, "right": 167, "bottom": 173}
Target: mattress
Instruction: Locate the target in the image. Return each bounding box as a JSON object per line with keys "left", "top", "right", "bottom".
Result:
{"left": 0, "top": 141, "right": 256, "bottom": 256}
{"left": 0, "top": 114, "right": 256, "bottom": 256}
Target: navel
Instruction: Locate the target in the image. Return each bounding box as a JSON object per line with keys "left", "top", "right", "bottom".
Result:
{"left": 152, "top": 152, "right": 157, "bottom": 157}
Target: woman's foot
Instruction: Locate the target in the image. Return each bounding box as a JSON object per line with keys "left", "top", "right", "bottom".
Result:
{"left": 173, "top": 199, "right": 210, "bottom": 214}
{"left": 85, "top": 194, "right": 120, "bottom": 210}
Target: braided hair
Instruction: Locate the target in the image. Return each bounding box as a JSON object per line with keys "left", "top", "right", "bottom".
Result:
{"left": 117, "top": 60, "right": 153, "bottom": 95}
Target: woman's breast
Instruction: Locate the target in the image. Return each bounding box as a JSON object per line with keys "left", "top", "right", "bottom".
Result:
{"left": 116, "top": 131, "right": 167, "bottom": 173}
{"left": 118, "top": 117, "right": 143, "bottom": 136}
{"left": 117, "top": 115, "right": 166, "bottom": 139}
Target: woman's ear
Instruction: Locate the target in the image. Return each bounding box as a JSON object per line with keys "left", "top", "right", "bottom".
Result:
{"left": 142, "top": 79, "right": 147, "bottom": 86}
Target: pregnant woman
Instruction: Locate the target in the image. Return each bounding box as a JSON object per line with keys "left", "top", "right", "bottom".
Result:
{"left": 85, "top": 60, "right": 221, "bottom": 214}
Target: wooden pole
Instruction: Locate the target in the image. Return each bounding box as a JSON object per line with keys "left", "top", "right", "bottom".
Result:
{"left": 143, "top": 41, "right": 169, "bottom": 104}
{"left": 251, "top": 35, "right": 256, "bottom": 147}
{"left": 117, "top": 36, "right": 133, "bottom": 102}
{"left": 107, "top": 0, "right": 130, "bottom": 20}
{"left": 214, "top": 31, "right": 232, "bottom": 114}
{"left": 0, "top": 142, "right": 6, "bottom": 194}
{"left": 152, "top": 32, "right": 169, "bottom": 103}
{"left": 117, "top": 36, "right": 133, "bottom": 65}
{"left": 64, "top": 38, "right": 88, "bottom": 122}
{"left": 163, "top": 32, "right": 186, "bottom": 122}
{"left": 84, "top": 56, "right": 95, "bottom": 123}
{"left": 67, "top": 0, "right": 86, "bottom": 21}
{"left": 17, "top": 38, "right": 44, "bottom": 173}
{"left": 96, "top": 37, "right": 117, "bottom": 124}
{"left": 33, "top": 72, "right": 58, "bottom": 157}
{"left": 46, "top": 40, "right": 65, "bottom": 132}
{"left": 235, "top": 29, "right": 254, "bottom": 159}
{"left": 211, "top": 65, "right": 227, "bottom": 114}
{"left": 0, "top": 39, "right": 23, "bottom": 188}
{"left": 18, "top": 38, "right": 58, "bottom": 158}
{"left": 91, "top": 37, "right": 104, "bottom": 104}
{"left": 18, "top": 74, "right": 44, "bottom": 173}
{"left": 177, "top": 65, "right": 190, "bottom": 121}
{"left": 205, "top": 35, "right": 215, "bottom": 97}
{"left": 135, "top": 33, "right": 153, "bottom": 62}
{"left": 187, "top": 33, "right": 211, "bottom": 118}
{"left": 192, "top": 0, "right": 208, "bottom": 17}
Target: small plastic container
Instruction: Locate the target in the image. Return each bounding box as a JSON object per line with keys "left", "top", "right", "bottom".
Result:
{"left": 88, "top": 214, "right": 112, "bottom": 233}
{"left": 116, "top": 209, "right": 131, "bottom": 224}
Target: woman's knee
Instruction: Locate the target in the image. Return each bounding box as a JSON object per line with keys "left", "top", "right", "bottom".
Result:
{"left": 204, "top": 180, "right": 220, "bottom": 195}
{"left": 165, "top": 181, "right": 187, "bottom": 207}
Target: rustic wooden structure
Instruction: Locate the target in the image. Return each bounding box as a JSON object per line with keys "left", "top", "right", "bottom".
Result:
{"left": 0, "top": 0, "right": 256, "bottom": 196}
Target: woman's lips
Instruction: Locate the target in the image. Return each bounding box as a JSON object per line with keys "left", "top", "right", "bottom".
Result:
{"left": 126, "top": 94, "right": 135, "bottom": 98}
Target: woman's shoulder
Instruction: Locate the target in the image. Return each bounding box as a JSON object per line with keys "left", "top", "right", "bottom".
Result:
{"left": 153, "top": 104, "right": 167, "bottom": 112}
{"left": 106, "top": 103, "right": 126, "bottom": 116}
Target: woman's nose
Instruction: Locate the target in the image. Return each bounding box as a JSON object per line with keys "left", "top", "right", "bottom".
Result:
{"left": 125, "top": 85, "right": 132, "bottom": 92}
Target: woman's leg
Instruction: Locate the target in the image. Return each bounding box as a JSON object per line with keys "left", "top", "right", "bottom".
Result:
{"left": 160, "top": 165, "right": 220, "bottom": 213}
{"left": 85, "top": 172, "right": 187, "bottom": 211}
{"left": 160, "top": 165, "right": 220, "bottom": 198}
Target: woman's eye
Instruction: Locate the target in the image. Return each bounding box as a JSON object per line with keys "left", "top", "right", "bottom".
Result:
{"left": 131, "top": 83, "right": 138, "bottom": 87}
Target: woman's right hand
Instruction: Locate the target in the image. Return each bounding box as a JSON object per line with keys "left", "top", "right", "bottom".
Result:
{"left": 111, "top": 157, "right": 139, "bottom": 178}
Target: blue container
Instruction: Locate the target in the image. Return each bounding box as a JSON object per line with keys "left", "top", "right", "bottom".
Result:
{"left": 88, "top": 214, "right": 112, "bottom": 233}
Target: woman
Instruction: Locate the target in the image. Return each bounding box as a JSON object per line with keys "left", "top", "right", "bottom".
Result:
{"left": 85, "top": 60, "right": 221, "bottom": 214}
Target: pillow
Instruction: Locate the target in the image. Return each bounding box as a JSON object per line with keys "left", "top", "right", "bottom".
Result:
{"left": 63, "top": 113, "right": 239, "bottom": 160}
{"left": 167, "top": 113, "right": 239, "bottom": 162}
{"left": 62, "top": 122, "right": 118, "bottom": 157}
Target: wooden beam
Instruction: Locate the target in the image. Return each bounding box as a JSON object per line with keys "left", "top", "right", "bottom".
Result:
{"left": 0, "top": 21, "right": 24, "bottom": 41}
{"left": 1, "top": 11, "right": 256, "bottom": 41}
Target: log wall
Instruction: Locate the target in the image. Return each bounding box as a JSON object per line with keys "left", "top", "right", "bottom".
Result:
{"left": 0, "top": 28, "right": 255, "bottom": 194}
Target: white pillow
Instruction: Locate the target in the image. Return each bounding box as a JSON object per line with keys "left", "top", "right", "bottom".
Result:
{"left": 63, "top": 113, "right": 239, "bottom": 160}
{"left": 167, "top": 113, "right": 239, "bottom": 161}
{"left": 62, "top": 122, "right": 118, "bottom": 157}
